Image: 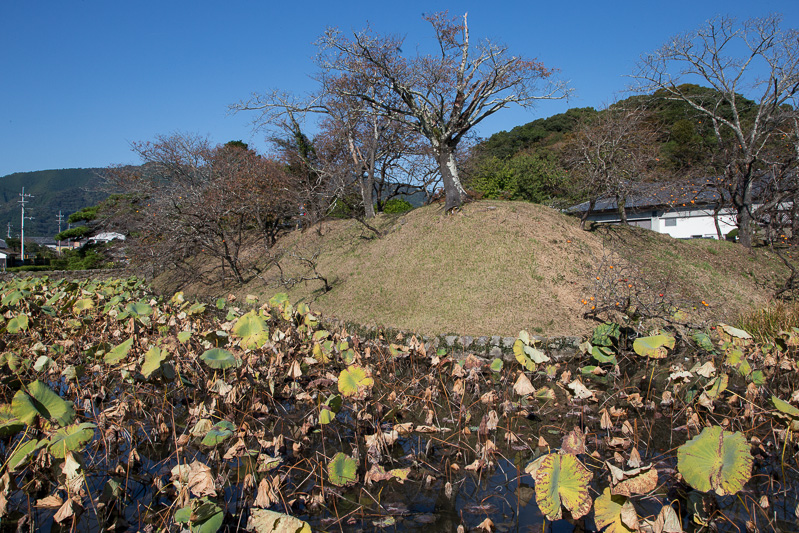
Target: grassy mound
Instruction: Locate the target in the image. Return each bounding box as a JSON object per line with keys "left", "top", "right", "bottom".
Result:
{"left": 181, "top": 200, "right": 790, "bottom": 337}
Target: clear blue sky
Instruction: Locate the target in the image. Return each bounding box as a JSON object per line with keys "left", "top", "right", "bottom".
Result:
{"left": 1, "top": 0, "right": 797, "bottom": 176}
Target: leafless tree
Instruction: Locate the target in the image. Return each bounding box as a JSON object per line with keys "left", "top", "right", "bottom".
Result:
{"left": 312, "top": 11, "right": 568, "bottom": 212}
{"left": 633, "top": 14, "right": 799, "bottom": 248}
{"left": 562, "top": 105, "right": 659, "bottom": 229}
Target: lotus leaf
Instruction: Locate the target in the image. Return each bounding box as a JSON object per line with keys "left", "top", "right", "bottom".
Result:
{"left": 200, "top": 348, "right": 238, "bottom": 370}
{"left": 719, "top": 323, "right": 752, "bottom": 339}
{"left": 201, "top": 420, "right": 236, "bottom": 446}
{"left": 48, "top": 422, "right": 97, "bottom": 458}
{"left": 105, "top": 337, "right": 134, "bottom": 364}
{"left": 268, "top": 293, "right": 289, "bottom": 309}
{"left": 232, "top": 311, "right": 269, "bottom": 350}
{"left": 490, "top": 359, "right": 503, "bottom": 372}
{"left": 705, "top": 374, "right": 728, "bottom": 400}
{"left": 591, "top": 322, "right": 620, "bottom": 347}
{"left": 72, "top": 298, "right": 94, "bottom": 313}
{"left": 591, "top": 345, "right": 618, "bottom": 364}
{"left": 174, "top": 497, "right": 224, "bottom": 533}
{"left": 533, "top": 453, "right": 593, "bottom": 521}
{"left": 633, "top": 334, "right": 675, "bottom": 358}
{"left": 246, "top": 509, "right": 311, "bottom": 533}
{"left": 141, "top": 346, "right": 168, "bottom": 378}
{"left": 593, "top": 488, "right": 638, "bottom": 533}
{"left": 0, "top": 405, "right": 23, "bottom": 437}
{"left": 328, "top": 452, "right": 358, "bottom": 486}
{"left": 7, "top": 314, "right": 29, "bottom": 334}
{"left": 187, "top": 302, "right": 206, "bottom": 315}
{"left": 216, "top": 297, "right": 226, "bottom": 310}
{"left": 170, "top": 291, "right": 185, "bottom": 305}
{"left": 338, "top": 365, "right": 373, "bottom": 397}
{"left": 692, "top": 331, "right": 716, "bottom": 352}
{"left": 513, "top": 332, "right": 549, "bottom": 370}
{"left": 12, "top": 380, "right": 76, "bottom": 426}
{"left": 8, "top": 438, "right": 47, "bottom": 471}
{"left": 677, "top": 426, "right": 752, "bottom": 495}
{"left": 178, "top": 330, "right": 192, "bottom": 343}
{"left": 2, "top": 290, "right": 28, "bottom": 307}
{"left": 126, "top": 301, "right": 153, "bottom": 317}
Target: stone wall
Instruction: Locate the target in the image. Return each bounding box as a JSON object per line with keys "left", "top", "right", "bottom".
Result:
{"left": 322, "top": 316, "right": 582, "bottom": 362}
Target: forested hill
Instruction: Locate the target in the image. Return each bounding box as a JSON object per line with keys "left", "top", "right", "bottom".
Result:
{"left": 0, "top": 168, "right": 109, "bottom": 238}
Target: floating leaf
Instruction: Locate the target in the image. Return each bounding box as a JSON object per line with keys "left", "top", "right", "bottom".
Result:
{"left": 8, "top": 438, "right": 47, "bottom": 471}
{"left": 105, "top": 337, "right": 134, "bottom": 364}
{"left": 174, "top": 497, "right": 224, "bottom": 533}
{"left": 200, "top": 348, "right": 238, "bottom": 370}
{"left": 201, "top": 420, "right": 235, "bottom": 446}
{"left": 246, "top": 509, "right": 311, "bottom": 533}
{"left": 591, "top": 345, "right": 618, "bottom": 364}
{"left": 72, "top": 298, "right": 94, "bottom": 313}
{"left": 633, "top": 334, "right": 675, "bottom": 359}
{"left": 490, "top": 359, "right": 503, "bottom": 372}
{"left": 677, "top": 426, "right": 752, "bottom": 495}
{"left": 125, "top": 301, "right": 153, "bottom": 317}
{"left": 6, "top": 314, "right": 29, "bottom": 334}
{"left": 12, "top": 380, "right": 76, "bottom": 426}
{"left": 338, "top": 365, "right": 373, "bottom": 397}
{"left": 48, "top": 422, "right": 97, "bottom": 458}
{"left": 187, "top": 302, "right": 206, "bottom": 315}
{"left": 591, "top": 322, "right": 620, "bottom": 347}
{"left": 328, "top": 452, "right": 358, "bottom": 486}
{"left": 233, "top": 311, "right": 269, "bottom": 350}
{"left": 141, "top": 346, "right": 168, "bottom": 378}
{"left": 0, "top": 405, "right": 23, "bottom": 437}
{"left": 177, "top": 330, "right": 192, "bottom": 343}
{"left": 705, "top": 374, "right": 728, "bottom": 400}
{"left": 594, "top": 488, "right": 638, "bottom": 533}
{"left": 719, "top": 323, "right": 752, "bottom": 340}
{"left": 692, "top": 331, "right": 716, "bottom": 352}
{"left": 533, "top": 453, "right": 593, "bottom": 521}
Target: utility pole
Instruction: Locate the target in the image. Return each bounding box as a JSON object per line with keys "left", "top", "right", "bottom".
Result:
{"left": 56, "top": 210, "right": 64, "bottom": 254}
{"left": 6, "top": 222, "right": 10, "bottom": 239}
{"left": 19, "top": 188, "right": 33, "bottom": 264}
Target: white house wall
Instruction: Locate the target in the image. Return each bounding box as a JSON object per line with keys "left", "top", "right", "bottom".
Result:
{"left": 652, "top": 208, "right": 737, "bottom": 239}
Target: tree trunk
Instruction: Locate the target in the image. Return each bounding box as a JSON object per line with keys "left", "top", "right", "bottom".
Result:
{"left": 580, "top": 198, "right": 597, "bottom": 230}
{"left": 737, "top": 207, "right": 754, "bottom": 248}
{"left": 437, "top": 145, "right": 468, "bottom": 212}
{"left": 617, "top": 195, "right": 628, "bottom": 225}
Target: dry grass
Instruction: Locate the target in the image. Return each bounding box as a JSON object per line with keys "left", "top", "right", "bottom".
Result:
{"left": 737, "top": 301, "right": 799, "bottom": 343}
{"left": 177, "top": 200, "right": 790, "bottom": 337}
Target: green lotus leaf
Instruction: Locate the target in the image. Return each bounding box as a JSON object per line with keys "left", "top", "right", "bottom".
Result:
{"left": 490, "top": 359, "right": 503, "bottom": 372}
{"left": 533, "top": 453, "right": 593, "bottom": 521}
{"left": 328, "top": 452, "right": 358, "bottom": 486}
{"left": 338, "top": 365, "right": 373, "bottom": 397}
{"left": 312, "top": 330, "right": 330, "bottom": 342}
{"left": 296, "top": 302, "right": 310, "bottom": 316}
{"left": 591, "top": 322, "right": 620, "bottom": 347}
{"left": 281, "top": 302, "right": 294, "bottom": 322}
{"left": 201, "top": 420, "right": 235, "bottom": 446}
{"left": 175, "top": 497, "right": 224, "bottom": 533}
{"left": 705, "top": 374, "right": 729, "bottom": 400}
{"left": 200, "top": 348, "right": 238, "bottom": 370}
{"left": 141, "top": 346, "right": 168, "bottom": 378}
{"left": 268, "top": 293, "right": 289, "bottom": 309}
{"left": 692, "top": 331, "right": 716, "bottom": 352}
{"left": 73, "top": 298, "right": 95, "bottom": 313}
{"left": 633, "top": 334, "right": 675, "bottom": 359}
{"left": 48, "top": 422, "right": 97, "bottom": 458}
{"left": 170, "top": 291, "right": 185, "bottom": 305}
{"left": 105, "top": 337, "right": 134, "bottom": 364}
{"left": 187, "top": 302, "right": 206, "bottom": 315}
{"left": 2, "top": 290, "right": 28, "bottom": 307}
{"left": 772, "top": 395, "right": 799, "bottom": 422}
{"left": 592, "top": 345, "right": 618, "bottom": 364}
{"left": 677, "top": 426, "right": 752, "bottom": 495}
{"left": 8, "top": 438, "right": 47, "bottom": 471}
{"left": 33, "top": 355, "right": 55, "bottom": 372}
{"left": 319, "top": 406, "right": 336, "bottom": 425}
{"left": 0, "top": 404, "right": 24, "bottom": 437}
{"left": 232, "top": 311, "right": 269, "bottom": 350}
{"left": 7, "top": 313, "right": 29, "bottom": 334}
{"left": 246, "top": 509, "right": 311, "bottom": 533}
{"left": 12, "top": 380, "right": 76, "bottom": 426}
{"left": 177, "top": 330, "right": 192, "bottom": 343}
{"left": 593, "top": 487, "right": 637, "bottom": 533}
{"left": 126, "top": 301, "right": 153, "bottom": 317}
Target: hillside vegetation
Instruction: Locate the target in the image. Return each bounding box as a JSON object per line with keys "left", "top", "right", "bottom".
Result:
{"left": 0, "top": 168, "right": 109, "bottom": 237}
{"left": 170, "top": 201, "right": 789, "bottom": 337}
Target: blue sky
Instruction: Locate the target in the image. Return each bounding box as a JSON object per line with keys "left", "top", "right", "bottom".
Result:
{"left": 1, "top": 0, "right": 797, "bottom": 176}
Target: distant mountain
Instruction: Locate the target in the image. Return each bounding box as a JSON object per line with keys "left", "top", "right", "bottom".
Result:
{"left": 0, "top": 168, "right": 111, "bottom": 238}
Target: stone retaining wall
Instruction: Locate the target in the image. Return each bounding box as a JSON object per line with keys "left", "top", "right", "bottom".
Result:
{"left": 322, "top": 316, "right": 582, "bottom": 362}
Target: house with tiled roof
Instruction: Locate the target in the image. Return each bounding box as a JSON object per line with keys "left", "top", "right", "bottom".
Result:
{"left": 568, "top": 178, "right": 740, "bottom": 239}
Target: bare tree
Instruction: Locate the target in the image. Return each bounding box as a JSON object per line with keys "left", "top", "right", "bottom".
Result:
{"left": 633, "top": 14, "right": 799, "bottom": 248}
{"left": 105, "top": 134, "right": 295, "bottom": 286}
{"left": 311, "top": 11, "right": 568, "bottom": 212}
{"left": 562, "top": 105, "right": 659, "bottom": 229}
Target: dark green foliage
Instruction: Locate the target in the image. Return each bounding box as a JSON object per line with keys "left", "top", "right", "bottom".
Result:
{"left": 49, "top": 246, "right": 112, "bottom": 270}
{"left": 479, "top": 108, "right": 597, "bottom": 159}
{"left": 466, "top": 151, "right": 564, "bottom": 203}
{"left": 382, "top": 198, "right": 414, "bottom": 214}
{"left": 54, "top": 226, "right": 90, "bottom": 242}
{"left": 0, "top": 168, "right": 110, "bottom": 238}
{"left": 67, "top": 206, "right": 98, "bottom": 224}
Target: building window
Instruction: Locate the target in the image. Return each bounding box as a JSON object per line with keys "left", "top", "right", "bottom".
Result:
{"left": 664, "top": 218, "right": 677, "bottom": 227}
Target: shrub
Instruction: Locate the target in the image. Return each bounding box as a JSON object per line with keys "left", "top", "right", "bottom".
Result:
{"left": 382, "top": 198, "right": 414, "bottom": 214}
